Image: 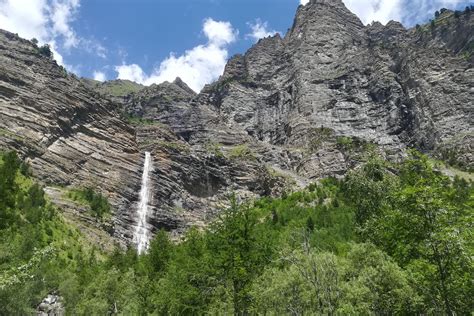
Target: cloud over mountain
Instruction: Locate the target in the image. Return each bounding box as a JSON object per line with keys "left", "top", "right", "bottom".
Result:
{"left": 115, "top": 18, "right": 238, "bottom": 92}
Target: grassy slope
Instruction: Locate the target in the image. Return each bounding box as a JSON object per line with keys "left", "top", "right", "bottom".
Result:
{"left": 0, "top": 154, "right": 110, "bottom": 313}
{"left": 82, "top": 78, "right": 144, "bottom": 97}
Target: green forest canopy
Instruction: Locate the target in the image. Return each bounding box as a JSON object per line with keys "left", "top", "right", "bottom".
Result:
{"left": 0, "top": 150, "right": 472, "bottom": 314}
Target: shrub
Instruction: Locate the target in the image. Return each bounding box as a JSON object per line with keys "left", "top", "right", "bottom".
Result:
{"left": 37, "top": 44, "right": 53, "bottom": 58}
{"left": 19, "top": 161, "right": 32, "bottom": 177}
{"left": 205, "top": 142, "right": 224, "bottom": 158}
{"left": 336, "top": 136, "right": 353, "bottom": 150}
{"left": 228, "top": 144, "right": 255, "bottom": 160}
{"left": 68, "top": 187, "right": 110, "bottom": 219}
{"left": 58, "top": 65, "right": 68, "bottom": 78}
{"left": 308, "top": 127, "right": 333, "bottom": 152}
{"left": 123, "top": 114, "right": 156, "bottom": 126}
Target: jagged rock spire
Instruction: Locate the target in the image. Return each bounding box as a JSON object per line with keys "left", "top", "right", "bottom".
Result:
{"left": 173, "top": 77, "right": 196, "bottom": 95}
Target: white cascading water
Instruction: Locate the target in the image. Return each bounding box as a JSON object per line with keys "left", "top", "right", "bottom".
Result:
{"left": 133, "top": 151, "right": 152, "bottom": 254}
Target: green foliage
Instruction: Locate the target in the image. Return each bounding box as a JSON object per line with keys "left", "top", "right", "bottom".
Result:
{"left": 123, "top": 114, "right": 157, "bottom": 126}
{"left": 305, "top": 216, "right": 315, "bottom": 232}
{"left": 146, "top": 230, "right": 173, "bottom": 275}
{"left": 251, "top": 244, "right": 420, "bottom": 315}
{"left": 1, "top": 150, "right": 471, "bottom": 314}
{"left": 97, "top": 80, "right": 144, "bottom": 97}
{"left": 206, "top": 197, "right": 275, "bottom": 314}
{"left": 461, "top": 41, "right": 474, "bottom": 60}
{"left": 251, "top": 250, "right": 342, "bottom": 315}
{"left": 0, "top": 151, "right": 92, "bottom": 314}
{"left": 37, "top": 44, "right": 53, "bottom": 58}
{"left": 336, "top": 135, "right": 376, "bottom": 156}
{"left": 19, "top": 160, "right": 32, "bottom": 177}
{"left": 308, "top": 126, "right": 333, "bottom": 152}
{"left": 342, "top": 151, "right": 473, "bottom": 314}
{"left": 340, "top": 243, "right": 422, "bottom": 314}
{"left": 58, "top": 65, "right": 68, "bottom": 78}
{"left": 67, "top": 187, "right": 110, "bottom": 219}
{"left": 205, "top": 142, "right": 224, "bottom": 158}
{"left": 158, "top": 141, "right": 190, "bottom": 153}
{"left": 228, "top": 144, "right": 255, "bottom": 160}
{"left": 0, "top": 128, "right": 25, "bottom": 142}
{"left": 214, "top": 76, "right": 238, "bottom": 91}
{"left": 336, "top": 135, "right": 353, "bottom": 148}
{"left": 0, "top": 151, "right": 21, "bottom": 227}
{"left": 343, "top": 157, "right": 396, "bottom": 224}
{"left": 439, "top": 146, "right": 472, "bottom": 171}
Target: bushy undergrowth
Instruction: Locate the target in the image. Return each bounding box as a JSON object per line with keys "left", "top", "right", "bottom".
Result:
{"left": 67, "top": 187, "right": 110, "bottom": 220}
{"left": 0, "top": 150, "right": 472, "bottom": 315}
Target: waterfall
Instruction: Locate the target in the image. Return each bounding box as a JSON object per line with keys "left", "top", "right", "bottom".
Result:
{"left": 133, "top": 151, "right": 152, "bottom": 254}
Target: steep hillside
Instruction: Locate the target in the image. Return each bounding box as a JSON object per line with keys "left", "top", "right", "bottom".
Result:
{"left": 0, "top": 1, "right": 472, "bottom": 314}
{"left": 113, "top": 0, "right": 473, "bottom": 237}
{"left": 195, "top": 0, "right": 472, "bottom": 169}
{"left": 0, "top": 31, "right": 142, "bottom": 242}
{"left": 0, "top": 0, "right": 472, "bottom": 246}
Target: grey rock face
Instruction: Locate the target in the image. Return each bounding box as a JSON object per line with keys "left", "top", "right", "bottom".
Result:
{"left": 115, "top": 1, "right": 472, "bottom": 235}
{"left": 36, "top": 294, "right": 64, "bottom": 316}
{"left": 192, "top": 1, "right": 473, "bottom": 170}
{"left": 0, "top": 0, "right": 472, "bottom": 244}
{"left": 0, "top": 30, "right": 142, "bottom": 243}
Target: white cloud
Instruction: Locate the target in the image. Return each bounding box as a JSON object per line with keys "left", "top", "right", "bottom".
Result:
{"left": 81, "top": 38, "right": 107, "bottom": 59}
{"left": 49, "top": 0, "right": 80, "bottom": 48}
{"left": 115, "top": 64, "right": 146, "bottom": 83}
{"left": 48, "top": 41, "right": 64, "bottom": 65}
{"left": 0, "top": 0, "right": 48, "bottom": 41}
{"left": 299, "top": 0, "right": 400, "bottom": 23}
{"left": 0, "top": 0, "right": 105, "bottom": 72}
{"left": 93, "top": 71, "right": 106, "bottom": 82}
{"left": 343, "top": 0, "right": 469, "bottom": 25}
{"left": 400, "top": 0, "right": 468, "bottom": 26}
{"left": 246, "top": 19, "right": 279, "bottom": 42}
{"left": 203, "top": 18, "right": 237, "bottom": 45}
{"left": 342, "top": 0, "right": 402, "bottom": 24}
{"left": 115, "top": 18, "right": 238, "bottom": 92}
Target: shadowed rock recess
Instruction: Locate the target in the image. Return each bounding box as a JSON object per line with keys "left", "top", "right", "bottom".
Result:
{"left": 0, "top": 0, "right": 472, "bottom": 243}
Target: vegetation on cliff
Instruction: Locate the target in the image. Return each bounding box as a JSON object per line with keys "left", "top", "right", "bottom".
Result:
{"left": 0, "top": 151, "right": 472, "bottom": 314}
{"left": 66, "top": 187, "right": 111, "bottom": 220}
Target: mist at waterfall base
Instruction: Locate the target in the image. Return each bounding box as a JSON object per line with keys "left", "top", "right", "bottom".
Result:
{"left": 133, "top": 152, "right": 153, "bottom": 254}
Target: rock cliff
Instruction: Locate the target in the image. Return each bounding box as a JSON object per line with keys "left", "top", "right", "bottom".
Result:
{"left": 0, "top": 0, "right": 472, "bottom": 244}
{"left": 0, "top": 30, "right": 142, "bottom": 242}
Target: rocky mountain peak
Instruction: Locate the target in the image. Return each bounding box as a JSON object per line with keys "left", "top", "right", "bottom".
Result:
{"left": 294, "top": 0, "right": 363, "bottom": 25}
{"left": 172, "top": 77, "right": 196, "bottom": 95}
{"left": 303, "top": 0, "right": 347, "bottom": 9}
{"left": 286, "top": 0, "right": 365, "bottom": 49}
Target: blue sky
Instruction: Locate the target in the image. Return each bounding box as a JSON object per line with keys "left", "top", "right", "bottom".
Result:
{"left": 0, "top": 0, "right": 472, "bottom": 91}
